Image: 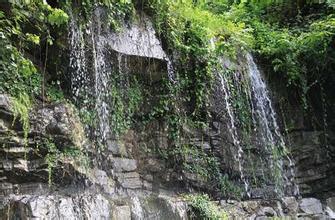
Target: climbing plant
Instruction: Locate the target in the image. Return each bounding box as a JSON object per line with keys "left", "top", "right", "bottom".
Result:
{"left": 0, "top": 0, "right": 69, "bottom": 119}
{"left": 144, "top": 0, "right": 253, "bottom": 120}
{"left": 109, "top": 74, "right": 143, "bottom": 136}
{"left": 45, "top": 138, "right": 89, "bottom": 186}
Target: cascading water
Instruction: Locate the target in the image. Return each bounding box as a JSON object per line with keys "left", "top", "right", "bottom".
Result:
{"left": 69, "top": 8, "right": 174, "bottom": 152}
{"left": 246, "top": 53, "right": 299, "bottom": 196}
{"left": 69, "top": 17, "right": 88, "bottom": 105}
{"left": 68, "top": 9, "right": 114, "bottom": 163}
{"left": 69, "top": 4, "right": 299, "bottom": 202}
{"left": 166, "top": 57, "right": 176, "bottom": 83}
{"left": 218, "top": 72, "right": 250, "bottom": 197}
{"left": 91, "top": 19, "right": 113, "bottom": 148}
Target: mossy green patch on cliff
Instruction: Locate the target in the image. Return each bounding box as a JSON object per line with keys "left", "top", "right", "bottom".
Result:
{"left": 109, "top": 74, "right": 143, "bottom": 136}
{"left": 65, "top": 0, "right": 134, "bottom": 30}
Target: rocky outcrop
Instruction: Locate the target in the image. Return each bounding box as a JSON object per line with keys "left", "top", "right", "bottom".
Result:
{"left": 0, "top": 93, "right": 189, "bottom": 220}
{"left": 221, "top": 197, "right": 335, "bottom": 219}
{"left": 1, "top": 192, "right": 189, "bottom": 220}
{"left": 269, "top": 79, "right": 335, "bottom": 199}
{"left": 0, "top": 94, "right": 88, "bottom": 194}
{"left": 289, "top": 130, "right": 335, "bottom": 199}
{"left": 1, "top": 193, "right": 111, "bottom": 219}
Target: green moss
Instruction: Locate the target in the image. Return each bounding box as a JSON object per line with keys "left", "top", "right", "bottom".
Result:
{"left": 219, "top": 174, "right": 243, "bottom": 200}
{"left": 66, "top": 0, "right": 134, "bottom": 30}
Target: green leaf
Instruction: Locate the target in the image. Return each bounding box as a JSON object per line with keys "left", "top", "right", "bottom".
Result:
{"left": 26, "top": 33, "right": 40, "bottom": 45}
{"left": 47, "top": 8, "right": 69, "bottom": 27}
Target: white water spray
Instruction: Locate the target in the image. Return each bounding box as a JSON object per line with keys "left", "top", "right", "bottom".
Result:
{"left": 246, "top": 53, "right": 299, "bottom": 196}
{"left": 218, "top": 71, "right": 250, "bottom": 197}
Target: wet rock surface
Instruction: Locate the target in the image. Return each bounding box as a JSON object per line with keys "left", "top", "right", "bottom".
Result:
{"left": 299, "top": 198, "right": 323, "bottom": 215}
{"left": 0, "top": 94, "right": 87, "bottom": 192}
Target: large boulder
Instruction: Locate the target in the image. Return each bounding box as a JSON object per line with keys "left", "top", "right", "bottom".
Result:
{"left": 131, "top": 194, "right": 188, "bottom": 220}
{"left": 299, "top": 198, "right": 323, "bottom": 215}
{"left": 1, "top": 193, "right": 111, "bottom": 219}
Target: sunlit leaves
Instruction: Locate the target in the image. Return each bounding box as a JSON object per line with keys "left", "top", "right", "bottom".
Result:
{"left": 26, "top": 33, "right": 40, "bottom": 45}
{"left": 47, "top": 8, "right": 69, "bottom": 27}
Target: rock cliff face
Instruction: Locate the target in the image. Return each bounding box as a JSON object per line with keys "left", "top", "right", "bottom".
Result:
{"left": 290, "top": 130, "right": 335, "bottom": 199}
{"left": 0, "top": 10, "right": 191, "bottom": 219}
{"left": 0, "top": 93, "right": 188, "bottom": 219}
{"left": 1, "top": 7, "right": 335, "bottom": 220}
{"left": 268, "top": 71, "right": 335, "bottom": 200}
{"left": 1, "top": 94, "right": 335, "bottom": 219}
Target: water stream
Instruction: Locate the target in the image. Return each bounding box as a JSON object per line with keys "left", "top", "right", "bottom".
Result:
{"left": 218, "top": 71, "right": 250, "bottom": 197}
{"left": 69, "top": 16, "right": 88, "bottom": 104}
{"left": 246, "top": 53, "right": 299, "bottom": 196}
{"left": 91, "top": 31, "right": 113, "bottom": 148}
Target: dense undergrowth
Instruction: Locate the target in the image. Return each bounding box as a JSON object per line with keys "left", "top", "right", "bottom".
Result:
{"left": 184, "top": 194, "right": 228, "bottom": 220}
{"left": 144, "top": 0, "right": 335, "bottom": 118}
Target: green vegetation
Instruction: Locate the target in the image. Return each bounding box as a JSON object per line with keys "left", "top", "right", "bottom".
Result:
{"left": 141, "top": 0, "right": 334, "bottom": 198}
{"left": 0, "top": 1, "right": 68, "bottom": 99}
{"left": 68, "top": 0, "right": 134, "bottom": 29}
{"left": 45, "top": 138, "right": 89, "bottom": 186}
{"left": 1, "top": 0, "right": 334, "bottom": 207}
{"left": 143, "top": 0, "right": 335, "bottom": 119}
{"left": 144, "top": 0, "right": 253, "bottom": 119}
{"left": 0, "top": 1, "right": 70, "bottom": 143}
{"left": 10, "top": 93, "right": 31, "bottom": 145}
{"left": 219, "top": 174, "right": 243, "bottom": 200}
{"left": 109, "top": 74, "right": 143, "bottom": 136}
{"left": 184, "top": 194, "right": 228, "bottom": 220}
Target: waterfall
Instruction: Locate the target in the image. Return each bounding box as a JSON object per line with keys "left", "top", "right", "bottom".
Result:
{"left": 69, "top": 17, "right": 88, "bottom": 104}
{"left": 68, "top": 9, "right": 113, "bottom": 153}
{"left": 90, "top": 11, "right": 113, "bottom": 148}
{"left": 166, "top": 57, "right": 176, "bottom": 83}
{"left": 218, "top": 72, "right": 250, "bottom": 197}
{"left": 246, "top": 53, "right": 299, "bottom": 196}
{"left": 92, "top": 36, "right": 112, "bottom": 148}
{"left": 68, "top": 5, "right": 299, "bottom": 200}
{"left": 68, "top": 8, "right": 173, "bottom": 150}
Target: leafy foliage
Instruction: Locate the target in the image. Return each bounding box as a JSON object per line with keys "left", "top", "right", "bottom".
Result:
{"left": 109, "top": 74, "right": 143, "bottom": 136}
{"left": 11, "top": 93, "right": 32, "bottom": 144}
{"left": 200, "top": 0, "right": 335, "bottom": 120}
{"left": 68, "top": 0, "right": 134, "bottom": 29}
{"left": 184, "top": 194, "right": 227, "bottom": 220}
{"left": 45, "top": 138, "right": 89, "bottom": 186}
{"left": 144, "top": 0, "right": 253, "bottom": 119}
{"left": 0, "top": 31, "right": 40, "bottom": 98}
{"left": 0, "top": 1, "right": 69, "bottom": 102}
{"left": 47, "top": 8, "right": 69, "bottom": 27}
